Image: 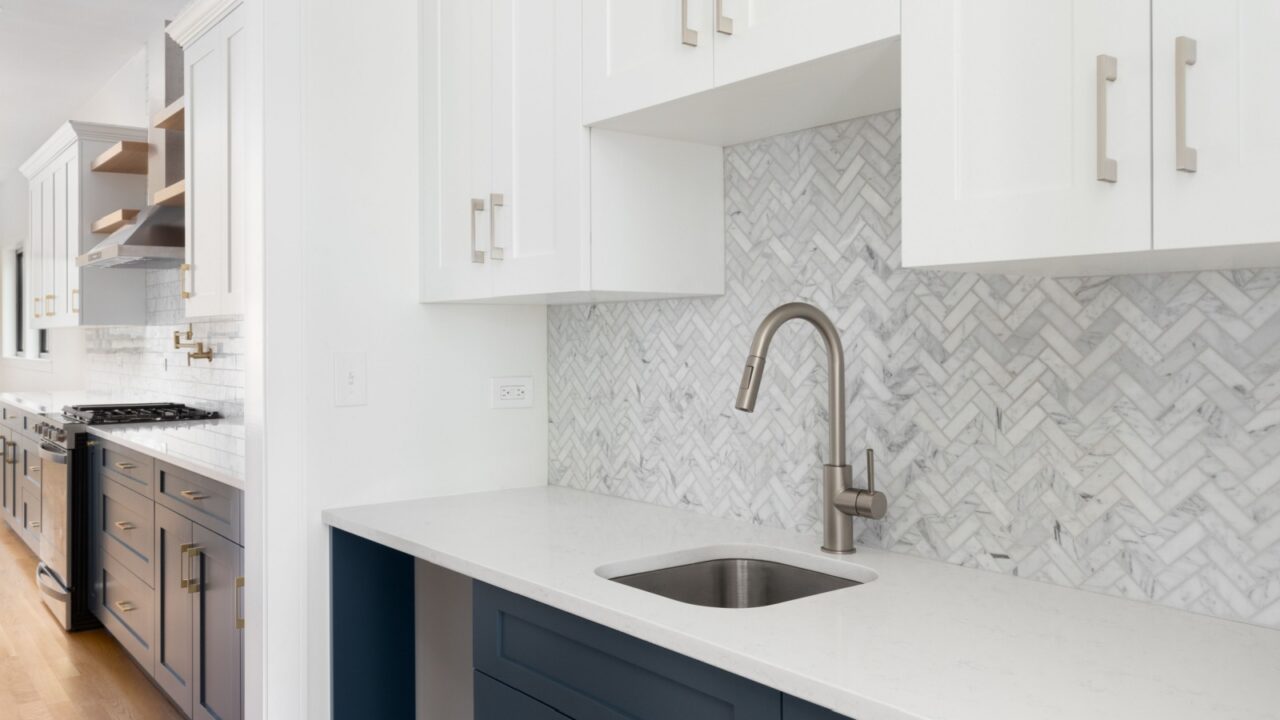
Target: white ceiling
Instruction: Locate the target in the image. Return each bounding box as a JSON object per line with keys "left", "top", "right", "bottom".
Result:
{"left": 0, "top": 0, "right": 186, "bottom": 181}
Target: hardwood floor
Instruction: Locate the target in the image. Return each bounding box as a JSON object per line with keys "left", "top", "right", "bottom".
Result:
{"left": 0, "top": 523, "right": 182, "bottom": 720}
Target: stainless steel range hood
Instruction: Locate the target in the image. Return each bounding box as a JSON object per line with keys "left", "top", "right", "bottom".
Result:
{"left": 77, "top": 204, "right": 185, "bottom": 269}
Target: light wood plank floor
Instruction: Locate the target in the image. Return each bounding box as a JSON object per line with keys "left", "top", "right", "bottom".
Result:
{"left": 0, "top": 523, "right": 182, "bottom": 720}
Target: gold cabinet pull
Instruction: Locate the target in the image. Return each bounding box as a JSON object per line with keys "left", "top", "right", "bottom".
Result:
{"left": 235, "top": 576, "right": 245, "bottom": 630}
{"left": 179, "top": 542, "right": 194, "bottom": 588}
{"left": 4, "top": 441, "right": 14, "bottom": 465}
{"left": 179, "top": 262, "right": 191, "bottom": 299}
{"left": 44, "top": 294, "right": 54, "bottom": 317}
{"left": 71, "top": 288, "right": 80, "bottom": 314}
{"left": 114, "top": 600, "right": 136, "bottom": 613}
{"left": 179, "top": 489, "right": 210, "bottom": 501}
{"left": 28, "top": 465, "right": 39, "bottom": 474}
{"left": 114, "top": 461, "right": 137, "bottom": 471}
{"left": 186, "top": 545, "right": 202, "bottom": 594}
{"left": 33, "top": 296, "right": 41, "bottom": 319}
{"left": 681, "top": 0, "right": 697, "bottom": 46}
{"left": 114, "top": 520, "right": 136, "bottom": 531}
{"left": 489, "top": 193, "right": 505, "bottom": 261}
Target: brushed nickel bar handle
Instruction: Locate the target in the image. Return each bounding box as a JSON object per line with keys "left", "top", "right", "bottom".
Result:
{"left": 114, "top": 600, "right": 136, "bottom": 613}
{"left": 1096, "top": 54, "right": 1118, "bottom": 183}
{"left": 681, "top": 0, "right": 698, "bottom": 46}
{"left": 179, "top": 489, "right": 210, "bottom": 501}
{"left": 470, "top": 198, "right": 486, "bottom": 264}
{"left": 1175, "top": 36, "right": 1197, "bottom": 172}
{"left": 179, "top": 542, "right": 194, "bottom": 588}
{"left": 715, "top": 0, "right": 733, "bottom": 34}
{"left": 488, "top": 193, "right": 505, "bottom": 261}
{"left": 235, "top": 576, "right": 245, "bottom": 630}
{"left": 114, "top": 521, "right": 137, "bottom": 531}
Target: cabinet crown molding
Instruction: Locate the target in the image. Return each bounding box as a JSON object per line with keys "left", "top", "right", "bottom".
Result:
{"left": 167, "top": 0, "right": 242, "bottom": 47}
{"left": 19, "top": 121, "right": 147, "bottom": 179}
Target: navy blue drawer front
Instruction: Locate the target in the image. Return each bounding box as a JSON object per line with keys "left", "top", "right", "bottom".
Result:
{"left": 783, "top": 695, "right": 851, "bottom": 719}
{"left": 474, "top": 582, "right": 781, "bottom": 720}
{"left": 476, "top": 670, "right": 572, "bottom": 720}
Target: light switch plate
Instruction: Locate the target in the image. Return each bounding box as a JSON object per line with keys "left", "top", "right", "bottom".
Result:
{"left": 334, "top": 352, "right": 367, "bottom": 407}
{"left": 491, "top": 376, "right": 534, "bottom": 409}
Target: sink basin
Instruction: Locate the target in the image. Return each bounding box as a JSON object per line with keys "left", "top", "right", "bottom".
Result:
{"left": 608, "top": 557, "right": 862, "bottom": 608}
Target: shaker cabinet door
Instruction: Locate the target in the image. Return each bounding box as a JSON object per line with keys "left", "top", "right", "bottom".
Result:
{"left": 154, "top": 504, "right": 195, "bottom": 717}
{"left": 902, "top": 0, "right": 1152, "bottom": 269}
{"left": 192, "top": 524, "right": 244, "bottom": 720}
{"left": 1152, "top": 0, "right": 1280, "bottom": 252}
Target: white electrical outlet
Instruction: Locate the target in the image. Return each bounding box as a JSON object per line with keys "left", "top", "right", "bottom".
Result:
{"left": 491, "top": 376, "right": 534, "bottom": 409}
{"left": 334, "top": 352, "right": 368, "bottom": 407}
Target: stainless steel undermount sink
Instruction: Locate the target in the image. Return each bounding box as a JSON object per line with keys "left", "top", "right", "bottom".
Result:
{"left": 601, "top": 549, "right": 872, "bottom": 608}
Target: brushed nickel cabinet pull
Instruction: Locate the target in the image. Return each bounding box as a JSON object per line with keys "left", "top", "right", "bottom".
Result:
{"left": 715, "top": 0, "right": 732, "bottom": 34}
{"left": 681, "top": 0, "right": 698, "bottom": 46}
{"left": 179, "top": 542, "right": 194, "bottom": 588}
{"left": 489, "top": 193, "right": 505, "bottom": 261}
{"left": 114, "top": 600, "right": 136, "bottom": 613}
{"left": 470, "top": 198, "right": 486, "bottom": 264}
{"left": 235, "top": 576, "right": 245, "bottom": 630}
{"left": 1096, "top": 54, "right": 1118, "bottom": 183}
{"left": 179, "top": 489, "right": 210, "bottom": 501}
{"left": 114, "top": 521, "right": 136, "bottom": 532}
{"left": 1175, "top": 36, "right": 1197, "bottom": 172}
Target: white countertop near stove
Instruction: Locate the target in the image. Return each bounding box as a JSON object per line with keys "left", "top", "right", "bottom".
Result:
{"left": 88, "top": 420, "right": 245, "bottom": 490}
{"left": 324, "top": 486, "right": 1280, "bottom": 720}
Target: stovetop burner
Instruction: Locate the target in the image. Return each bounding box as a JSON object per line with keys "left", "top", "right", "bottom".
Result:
{"left": 61, "top": 403, "right": 221, "bottom": 425}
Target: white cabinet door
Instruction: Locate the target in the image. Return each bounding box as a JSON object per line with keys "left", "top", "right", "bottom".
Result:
{"left": 490, "top": 0, "right": 588, "bottom": 298}
{"left": 421, "top": 0, "right": 495, "bottom": 302}
{"left": 28, "top": 180, "right": 43, "bottom": 328}
{"left": 1153, "top": 0, "right": 1280, "bottom": 251}
{"left": 582, "top": 0, "right": 714, "bottom": 124}
{"left": 902, "top": 0, "right": 1151, "bottom": 270}
{"left": 184, "top": 6, "right": 247, "bottom": 318}
{"left": 713, "top": 0, "right": 899, "bottom": 86}
{"left": 40, "top": 172, "right": 56, "bottom": 327}
{"left": 185, "top": 17, "right": 229, "bottom": 318}
{"left": 63, "top": 150, "right": 80, "bottom": 323}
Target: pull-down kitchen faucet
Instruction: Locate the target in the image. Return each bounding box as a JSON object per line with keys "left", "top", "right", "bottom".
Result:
{"left": 735, "top": 302, "right": 887, "bottom": 553}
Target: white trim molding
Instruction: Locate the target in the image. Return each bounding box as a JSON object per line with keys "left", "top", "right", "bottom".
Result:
{"left": 19, "top": 121, "right": 146, "bottom": 179}
{"left": 168, "top": 0, "right": 244, "bottom": 48}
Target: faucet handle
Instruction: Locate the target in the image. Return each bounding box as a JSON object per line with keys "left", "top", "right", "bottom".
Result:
{"left": 847, "top": 449, "right": 887, "bottom": 520}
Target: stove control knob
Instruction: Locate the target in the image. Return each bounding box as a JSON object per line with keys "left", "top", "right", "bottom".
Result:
{"left": 55, "top": 429, "right": 66, "bottom": 443}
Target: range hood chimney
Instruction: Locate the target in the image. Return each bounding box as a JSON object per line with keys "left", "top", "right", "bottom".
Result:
{"left": 78, "top": 26, "right": 185, "bottom": 270}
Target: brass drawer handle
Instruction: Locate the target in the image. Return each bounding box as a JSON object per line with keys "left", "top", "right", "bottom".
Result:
{"left": 114, "top": 461, "right": 137, "bottom": 471}
{"left": 33, "top": 296, "right": 41, "bottom": 319}
{"left": 180, "top": 263, "right": 191, "bottom": 299}
{"left": 71, "top": 288, "right": 80, "bottom": 314}
{"left": 179, "top": 489, "right": 210, "bottom": 501}
{"left": 186, "top": 545, "right": 203, "bottom": 594}
{"left": 45, "top": 294, "right": 54, "bottom": 317}
{"left": 114, "top": 600, "right": 136, "bottom": 613}
{"left": 30, "top": 520, "right": 40, "bottom": 529}
{"left": 235, "top": 576, "right": 245, "bottom": 630}
{"left": 28, "top": 465, "right": 39, "bottom": 474}
{"left": 114, "top": 521, "right": 136, "bottom": 532}
{"left": 179, "top": 542, "right": 194, "bottom": 588}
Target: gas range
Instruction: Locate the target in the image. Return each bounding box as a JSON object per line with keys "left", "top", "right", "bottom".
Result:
{"left": 31, "top": 403, "right": 221, "bottom": 448}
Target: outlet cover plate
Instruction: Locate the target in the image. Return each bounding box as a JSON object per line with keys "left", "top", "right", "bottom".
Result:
{"left": 491, "top": 376, "right": 534, "bottom": 409}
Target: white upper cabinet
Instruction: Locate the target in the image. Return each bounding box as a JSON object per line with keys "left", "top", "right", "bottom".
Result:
{"left": 21, "top": 122, "right": 150, "bottom": 329}
{"left": 582, "top": 0, "right": 714, "bottom": 124}
{"left": 170, "top": 0, "right": 248, "bottom": 318}
{"left": 904, "top": 0, "right": 1280, "bottom": 275}
{"left": 422, "top": 0, "right": 724, "bottom": 304}
{"left": 902, "top": 0, "right": 1152, "bottom": 272}
{"left": 1152, "top": 0, "right": 1280, "bottom": 252}
{"left": 712, "top": 0, "right": 899, "bottom": 87}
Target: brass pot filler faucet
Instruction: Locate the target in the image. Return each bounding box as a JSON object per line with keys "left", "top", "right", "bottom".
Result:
{"left": 735, "top": 302, "right": 887, "bottom": 554}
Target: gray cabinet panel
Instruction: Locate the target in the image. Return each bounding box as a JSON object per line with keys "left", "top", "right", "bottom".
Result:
{"left": 100, "top": 549, "right": 156, "bottom": 674}
{"left": 1, "top": 426, "right": 11, "bottom": 521}
{"left": 192, "top": 523, "right": 243, "bottom": 720}
{"left": 99, "top": 440, "right": 155, "bottom": 498}
{"left": 155, "top": 503, "right": 195, "bottom": 717}
{"left": 157, "top": 461, "right": 242, "bottom": 544}
{"left": 102, "top": 475, "right": 156, "bottom": 585}
{"left": 21, "top": 472, "right": 41, "bottom": 553}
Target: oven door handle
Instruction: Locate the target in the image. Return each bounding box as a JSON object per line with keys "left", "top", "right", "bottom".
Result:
{"left": 35, "top": 563, "right": 70, "bottom": 602}
{"left": 39, "top": 444, "right": 68, "bottom": 464}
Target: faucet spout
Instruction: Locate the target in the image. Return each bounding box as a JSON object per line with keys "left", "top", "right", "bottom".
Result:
{"left": 734, "top": 302, "right": 887, "bottom": 553}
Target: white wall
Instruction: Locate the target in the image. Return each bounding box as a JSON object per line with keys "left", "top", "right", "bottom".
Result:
{"left": 0, "top": 47, "right": 147, "bottom": 391}
{"left": 259, "top": 2, "right": 549, "bottom": 717}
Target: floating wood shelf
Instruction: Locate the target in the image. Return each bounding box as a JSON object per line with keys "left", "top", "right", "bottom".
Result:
{"left": 154, "top": 179, "right": 186, "bottom": 207}
{"left": 91, "top": 209, "right": 141, "bottom": 234}
{"left": 90, "top": 141, "right": 149, "bottom": 174}
{"left": 154, "top": 97, "right": 185, "bottom": 131}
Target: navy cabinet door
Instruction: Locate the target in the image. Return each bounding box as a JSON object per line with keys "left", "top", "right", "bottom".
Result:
{"left": 783, "top": 695, "right": 852, "bottom": 719}
{"left": 474, "top": 582, "right": 781, "bottom": 720}
{"left": 476, "top": 671, "right": 572, "bottom": 720}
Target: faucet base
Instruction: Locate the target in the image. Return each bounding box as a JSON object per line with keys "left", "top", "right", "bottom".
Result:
{"left": 822, "top": 464, "right": 856, "bottom": 553}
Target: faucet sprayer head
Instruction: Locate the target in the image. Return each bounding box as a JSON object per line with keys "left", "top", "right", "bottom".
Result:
{"left": 735, "top": 356, "right": 766, "bottom": 412}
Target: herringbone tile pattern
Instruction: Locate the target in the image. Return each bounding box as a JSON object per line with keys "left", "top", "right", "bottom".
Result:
{"left": 548, "top": 111, "right": 1280, "bottom": 628}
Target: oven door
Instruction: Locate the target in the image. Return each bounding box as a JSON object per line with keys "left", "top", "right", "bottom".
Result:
{"left": 36, "top": 442, "right": 71, "bottom": 629}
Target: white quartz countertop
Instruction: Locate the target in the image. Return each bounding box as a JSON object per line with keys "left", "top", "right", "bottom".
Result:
{"left": 323, "top": 487, "right": 1280, "bottom": 720}
{"left": 88, "top": 420, "right": 245, "bottom": 490}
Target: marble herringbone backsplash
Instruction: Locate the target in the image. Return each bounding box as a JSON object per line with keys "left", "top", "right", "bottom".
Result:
{"left": 83, "top": 268, "right": 244, "bottom": 417}
{"left": 548, "top": 111, "right": 1280, "bottom": 628}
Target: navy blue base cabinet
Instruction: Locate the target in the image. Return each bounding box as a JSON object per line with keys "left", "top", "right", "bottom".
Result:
{"left": 473, "top": 582, "right": 852, "bottom": 720}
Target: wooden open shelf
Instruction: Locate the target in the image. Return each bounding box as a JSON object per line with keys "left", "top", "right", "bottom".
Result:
{"left": 154, "top": 179, "right": 186, "bottom": 207}
{"left": 90, "top": 141, "right": 149, "bottom": 174}
{"left": 91, "top": 209, "right": 141, "bottom": 234}
{"left": 154, "top": 97, "right": 185, "bottom": 131}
